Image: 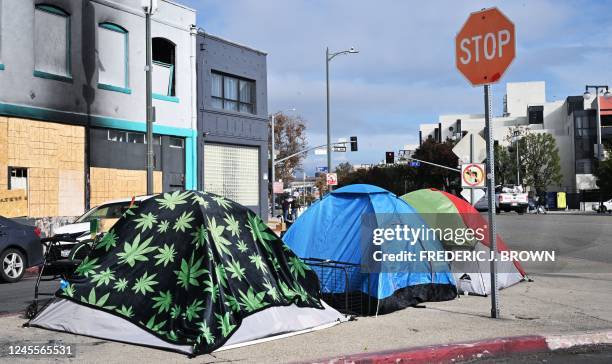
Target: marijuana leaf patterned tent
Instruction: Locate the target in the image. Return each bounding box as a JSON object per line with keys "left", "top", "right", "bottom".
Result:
{"left": 30, "top": 191, "right": 345, "bottom": 355}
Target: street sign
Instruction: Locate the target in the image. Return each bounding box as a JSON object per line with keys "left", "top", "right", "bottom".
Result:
{"left": 273, "top": 181, "right": 284, "bottom": 193}
{"left": 332, "top": 146, "right": 347, "bottom": 152}
{"left": 456, "top": 7, "right": 515, "bottom": 86}
{"left": 314, "top": 148, "right": 327, "bottom": 155}
{"left": 461, "top": 163, "right": 486, "bottom": 188}
{"left": 453, "top": 132, "right": 487, "bottom": 164}
{"left": 410, "top": 161, "right": 420, "bottom": 167}
{"left": 316, "top": 166, "right": 328, "bottom": 173}
{"left": 461, "top": 188, "right": 485, "bottom": 205}
{"left": 326, "top": 173, "right": 338, "bottom": 186}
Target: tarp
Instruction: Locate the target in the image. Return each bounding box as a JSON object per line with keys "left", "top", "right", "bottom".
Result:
{"left": 283, "top": 184, "right": 457, "bottom": 314}
{"left": 30, "top": 191, "right": 344, "bottom": 355}
{"left": 401, "top": 189, "right": 526, "bottom": 295}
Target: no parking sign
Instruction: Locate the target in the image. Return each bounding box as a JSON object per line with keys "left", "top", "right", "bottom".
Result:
{"left": 461, "top": 163, "right": 485, "bottom": 188}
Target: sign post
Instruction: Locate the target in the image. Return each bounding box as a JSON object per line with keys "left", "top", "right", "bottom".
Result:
{"left": 456, "top": 7, "right": 515, "bottom": 319}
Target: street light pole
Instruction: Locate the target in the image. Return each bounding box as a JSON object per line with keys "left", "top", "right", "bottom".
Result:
{"left": 514, "top": 130, "right": 521, "bottom": 185}
{"left": 325, "top": 46, "right": 358, "bottom": 192}
{"left": 143, "top": 0, "right": 157, "bottom": 195}
{"left": 583, "top": 85, "right": 611, "bottom": 161}
{"left": 325, "top": 47, "right": 331, "bottom": 188}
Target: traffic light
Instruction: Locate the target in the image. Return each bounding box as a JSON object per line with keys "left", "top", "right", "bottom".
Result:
{"left": 350, "top": 136, "right": 358, "bottom": 151}
{"left": 385, "top": 151, "right": 394, "bottom": 164}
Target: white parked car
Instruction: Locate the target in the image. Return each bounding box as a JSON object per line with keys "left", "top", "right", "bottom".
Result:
{"left": 52, "top": 195, "right": 152, "bottom": 258}
{"left": 592, "top": 199, "right": 612, "bottom": 213}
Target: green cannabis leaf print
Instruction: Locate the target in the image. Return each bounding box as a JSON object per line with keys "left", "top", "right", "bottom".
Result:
{"left": 58, "top": 191, "right": 323, "bottom": 355}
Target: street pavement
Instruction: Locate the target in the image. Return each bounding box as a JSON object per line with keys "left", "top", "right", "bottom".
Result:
{"left": 0, "top": 213, "right": 611, "bottom": 363}
{"left": 0, "top": 277, "right": 55, "bottom": 316}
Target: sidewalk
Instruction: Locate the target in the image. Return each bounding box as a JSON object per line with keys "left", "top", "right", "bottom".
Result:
{"left": 2, "top": 272, "right": 611, "bottom": 363}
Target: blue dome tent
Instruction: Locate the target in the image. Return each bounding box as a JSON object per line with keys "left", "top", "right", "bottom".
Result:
{"left": 283, "top": 184, "right": 457, "bottom": 315}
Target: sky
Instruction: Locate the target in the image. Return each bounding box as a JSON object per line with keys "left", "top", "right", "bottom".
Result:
{"left": 181, "top": 0, "right": 612, "bottom": 176}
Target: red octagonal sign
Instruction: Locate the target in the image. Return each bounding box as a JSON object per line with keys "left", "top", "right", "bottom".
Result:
{"left": 456, "top": 7, "right": 515, "bottom": 86}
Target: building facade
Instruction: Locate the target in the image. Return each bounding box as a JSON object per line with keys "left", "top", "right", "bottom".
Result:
{"left": 419, "top": 81, "right": 609, "bottom": 195}
{"left": 196, "top": 32, "right": 269, "bottom": 218}
{"left": 0, "top": 0, "right": 197, "bottom": 218}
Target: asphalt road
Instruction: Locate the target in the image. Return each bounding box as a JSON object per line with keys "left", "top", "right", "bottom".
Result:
{"left": 1, "top": 213, "right": 611, "bottom": 316}
{"left": 0, "top": 276, "right": 56, "bottom": 315}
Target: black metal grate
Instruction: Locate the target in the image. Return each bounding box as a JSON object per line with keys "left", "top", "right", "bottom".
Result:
{"left": 303, "top": 258, "right": 373, "bottom": 316}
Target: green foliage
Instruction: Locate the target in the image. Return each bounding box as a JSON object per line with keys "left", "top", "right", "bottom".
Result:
{"left": 494, "top": 142, "right": 515, "bottom": 185}
{"left": 145, "top": 315, "right": 167, "bottom": 334}
{"left": 263, "top": 279, "right": 280, "bottom": 302}
{"left": 520, "top": 133, "right": 563, "bottom": 193}
{"left": 236, "top": 239, "right": 248, "bottom": 253}
{"left": 594, "top": 143, "right": 612, "bottom": 196}
{"left": 117, "top": 234, "right": 156, "bottom": 267}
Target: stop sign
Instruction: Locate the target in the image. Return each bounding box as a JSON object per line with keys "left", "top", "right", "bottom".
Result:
{"left": 456, "top": 8, "right": 515, "bottom": 86}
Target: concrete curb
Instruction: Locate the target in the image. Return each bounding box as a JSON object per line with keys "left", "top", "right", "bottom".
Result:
{"left": 311, "top": 330, "right": 612, "bottom": 363}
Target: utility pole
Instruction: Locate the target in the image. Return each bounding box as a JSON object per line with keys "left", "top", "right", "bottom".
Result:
{"left": 325, "top": 47, "right": 332, "bottom": 191}
{"left": 143, "top": 0, "right": 157, "bottom": 194}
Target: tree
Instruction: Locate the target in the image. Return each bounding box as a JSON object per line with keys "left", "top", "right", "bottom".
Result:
{"left": 520, "top": 132, "right": 563, "bottom": 194}
{"left": 268, "top": 113, "right": 308, "bottom": 183}
{"left": 335, "top": 162, "right": 353, "bottom": 182}
{"left": 494, "top": 143, "right": 514, "bottom": 185}
{"left": 412, "top": 139, "right": 460, "bottom": 192}
{"left": 338, "top": 164, "right": 419, "bottom": 195}
{"left": 594, "top": 142, "right": 612, "bottom": 197}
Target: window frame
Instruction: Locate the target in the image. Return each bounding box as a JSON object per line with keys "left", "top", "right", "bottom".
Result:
{"left": 211, "top": 71, "right": 256, "bottom": 115}
{"left": 152, "top": 60, "right": 179, "bottom": 102}
{"left": 97, "top": 22, "right": 131, "bottom": 94}
{"left": 33, "top": 4, "right": 72, "bottom": 82}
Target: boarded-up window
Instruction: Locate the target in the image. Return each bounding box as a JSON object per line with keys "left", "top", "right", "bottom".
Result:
{"left": 34, "top": 5, "right": 70, "bottom": 77}
{"left": 98, "top": 23, "right": 128, "bottom": 89}
{"left": 204, "top": 144, "right": 259, "bottom": 206}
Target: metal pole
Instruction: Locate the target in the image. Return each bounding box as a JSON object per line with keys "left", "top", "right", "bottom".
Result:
{"left": 484, "top": 84, "right": 500, "bottom": 319}
{"left": 516, "top": 137, "right": 520, "bottom": 185}
{"left": 326, "top": 47, "right": 332, "bottom": 191}
{"left": 470, "top": 133, "right": 475, "bottom": 205}
{"left": 596, "top": 92, "right": 602, "bottom": 160}
{"left": 145, "top": 8, "right": 154, "bottom": 194}
{"left": 271, "top": 114, "right": 276, "bottom": 217}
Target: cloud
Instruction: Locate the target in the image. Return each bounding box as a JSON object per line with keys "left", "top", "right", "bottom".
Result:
{"left": 182, "top": 0, "right": 612, "bottom": 174}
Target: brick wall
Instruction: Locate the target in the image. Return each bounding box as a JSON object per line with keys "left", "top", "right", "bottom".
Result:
{"left": 90, "top": 167, "right": 162, "bottom": 207}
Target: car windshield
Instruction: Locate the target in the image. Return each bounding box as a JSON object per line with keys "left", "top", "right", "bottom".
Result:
{"left": 75, "top": 202, "right": 134, "bottom": 223}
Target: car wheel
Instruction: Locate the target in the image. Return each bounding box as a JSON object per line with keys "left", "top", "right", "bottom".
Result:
{"left": 1, "top": 248, "right": 26, "bottom": 283}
